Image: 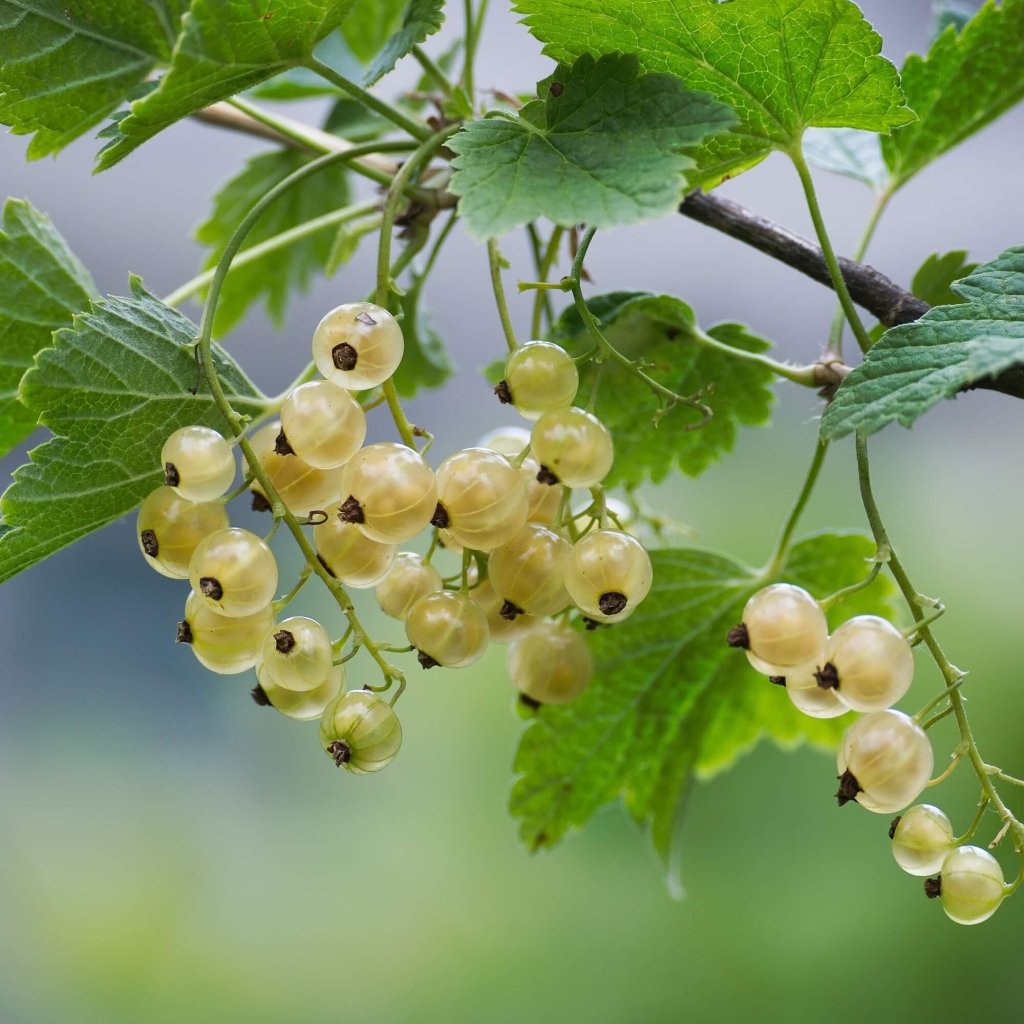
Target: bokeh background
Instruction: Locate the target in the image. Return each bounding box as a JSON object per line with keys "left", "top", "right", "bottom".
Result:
{"left": 2, "top": 2, "right": 1023, "bottom": 1021}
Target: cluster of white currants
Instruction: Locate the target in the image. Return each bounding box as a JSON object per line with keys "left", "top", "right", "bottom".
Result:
{"left": 727, "top": 583, "right": 1008, "bottom": 924}
{"left": 137, "top": 302, "right": 654, "bottom": 775}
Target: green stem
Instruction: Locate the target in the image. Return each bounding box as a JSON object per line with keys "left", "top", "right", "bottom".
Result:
{"left": 763, "top": 438, "right": 829, "bottom": 577}
{"left": 273, "top": 563, "right": 313, "bottom": 613}
{"left": 955, "top": 799, "right": 990, "bottom": 845}
{"left": 462, "top": 0, "right": 488, "bottom": 99}
{"left": 411, "top": 45, "right": 455, "bottom": 95}
{"left": 855, "top": 433, "right": 1024, "bottom": 850}
{"left": 790, "top": 147, "right": 873, "bottom": 354}
{"left": 488, "top": 238, "right": 519, "bottom": 352}
{"left": 691, "top": 325, "right": 820, "bottom": 387}
{"left": 306, "top": 57, "right": 432, "bottom": 141}
{"left": 529, "top": 224, "right": 564, "bottom": 338}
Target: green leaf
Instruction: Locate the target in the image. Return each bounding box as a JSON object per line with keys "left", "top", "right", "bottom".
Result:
{"left": 550, "top": 292, "right": 775, "bottom": 486}
{"left": 882, "top": 0, "right": 1024, "bottom": 189}
{"left": 360, "top": 0, "right": 445, "bottom": 86}
{"left": 511, "top": 532, "right": 898, "bottom": 866}
{"left": 195, "top": 150, "right": 351, "bottom": 337}
{"left": 447, "top": 53, "right": 735, "bottom": 241}
{"left": 391, "top": 283, "right": 456, "bottom": 397}
{"left": 0, "top": 0, "right": 184, "bottom": 158}
{"left": 341, "top": 0, "right": 406, "bottom": 63}
{"left": 0, "top": 278, "right": 266, "bottom": 583}
{"left": 821, "top": 246, "right": 1024, "bottom": 440}
{"left": 802, "top": 128, "right": 887, "bottom": 191}
{"left": 0, "top": 199, "right": 96, "bottom": 458}
{"left": 910, "top": 250, "right": 978, "bottom": 308}
{"left": 96, "top": 0, "right": 359, "bottom": 169}
{"left": 514, "top": 0, "right": 913, "bottom": 189}
{"left": 931, "top": 1, "right": 978, "bottom": 38}
{"left": 247, "top": 31, "right": 363, "bottom": 100}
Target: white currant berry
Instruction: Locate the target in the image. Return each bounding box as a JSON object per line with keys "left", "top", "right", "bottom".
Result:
{"left": 469, "top": 577, "right": 539, "bottom": 643}
{"left": 933, "top": 846, "right": 1005, "bottom": 925}
{"left": 161, "top": 425, "right": 236, "bottom": 502}
{"left": 312, "top": 301, "right": 404, "bottom": 391}
{"left": 188, "top": 527, "right": 278, "bottom": 618}
{"left": 776, "top": 661, "right": 848, "bottom": 720}
{"left": 499, "top": 341, "right": 579, "bottom": 420}
{"left": 836, "top": 709, "right": 934, "bottom": 814}
{"left": 319, "top": 689, "right": 402, "bottom": 773}
{"left": 249, "top": 422, "right": 345, "bottom": 516}
{"left": 507, "top": 621, "right": 592, "bottom": 705}
{"left": 405, "top": 590, "right": 489, "bottom": 669}
{"left": 375, "top": 552, "right": 443, "bottom": 620}
{"left": 137, "top": 486, "right": 229, "bottom": 579}
{"left": 488, "top": 523, "right": 572, "bottom": 619}
{"left": 816, "top": 615, "right": 914, "bottom": 712}
{"left": 477, "top": 425, "right": 530, "bottom": 456}
{"left": 521, "top": 455, "right": 562, "bottom": 524}
{"left": 259, "top": 616, "right": 333, "bottom": 692}
{"left": 338, "top": 442, "right": 437, "bottom": 544}
{"left": 432, "top": 447, "right": 529, "bottom": 551}
{"left": 314, "top": 517, "right": 396, "bottom": 587}
{"left": 279, "top": 381, "right": 366, "bottom": 469}
{"left": 530, "top": 407, "right": 614, "bottom": 488}
{"left": 178, "top": 591, "right": 275, "bottom": 674}
{"left": 890, "top": 804, "right": 955, "bottom": 876}
{"left": 257, "top": 661, "right": 343, "bottom": 721}
{"left": 563, "top": 529, "right": 652, "bottom": 622}
{"left": 730, "top": 583, "right": 827, "bottom": 673}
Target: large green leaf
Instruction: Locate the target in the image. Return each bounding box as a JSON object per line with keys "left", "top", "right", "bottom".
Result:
{"left": 550, "top": 292, "right": 775, "bottom": 486}
{"left": 882, "top": 0, "right": 1024, "bottom": 189}
{"left": 0, "top": 199, "right": 96, "bottom": 458}
{"left": 821, "top": 246, "right": 1024, "bottom": 440}
{"left": 0, "top": 278, "right": 266, "bottom": 583}
{"left": 96, "top": 0, "right": 359, "bottom": 169}
{"left": 349, "top": 0, "right": 444, "bottom": 86}
{"left": 195, "top": 150, "right": 351, "bottom": 337}
{"left": 448, "top": 53, "right": 735, "bottom": 240}
{"left": 514, "top": 0, "right": 913, "bottom": 188}
{"left": 511, "top": 532, "right": 898, "bottom": 870}
{"left": 0, "top": 0, "right": 184, "bottom": 158}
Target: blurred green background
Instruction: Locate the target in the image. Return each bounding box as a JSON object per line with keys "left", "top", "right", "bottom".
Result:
{"left": 2, "top": 3, "right": 1023, "bottom": 1022}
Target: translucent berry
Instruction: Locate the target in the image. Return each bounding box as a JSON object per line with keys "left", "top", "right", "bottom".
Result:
{"left": 249, "top": 422, "right": 344, "bottom": 516}
{"left": 731, "top": 583, "right": 827, "bottom": 673}
{"left": 312, "top": 301, "right": 404, "bottom": 391}
{"left": 179, "top": 591, "right": 275, "bottom": 674}
{"left": 314, "top": 517, "right": 396, "bottom": 587}
{"left": 507, "top": 621, "right": 592, "bottom": 705}
{"left": 891, "top": 804, "right": 955, "bottom": 876}
{"left": 257, "top": 661, "right": 343, "bottom": 721}
{"left": 405, "top": 590, "right": 489, "bottom": 668}
{"left": 530, "top": 407, "right": 613, "bottom": 488}
{"left": 934, "top": 846, "right": 1005, "bottom": 925}
{"left": 563, "top": 529, "right": 652, "bottom": 623}
{"left": 432, "top": 447, "right": 529, "bottom": 551}
{"left": 501, "top": 341, "right": 579, "bottom": 421}
{"left": 477, "top": 425, "right": 530, "bottom": 456}
{"left": 161, "top": 425, "right": 235, "bottom": 502}
{"left": 279, "top": 381, "right": 366, "bottom": 469}
{"left": 816, "top": 615, "right": 915, "bottom": 712}
{"left": 836, "top": 709, "right": 934, "bottom": 814}
{"left": 375, "top": 552, "right": 443, "bottom": 620}
{"left": 488, "top": 524, "right": 572, "bottom": 618}
{"left": 188, "top": 527, "right": 278, "bottom": 618}
{"left": 777, "top": 660, "right": 849, "bottom": 720}
{"left": 259, "top": 616, "right": 333, "bottom": 691}
{"left": 521, "top": 455, "right": 562, "bottom": 524}
{"left": 469, "top": 577, "right": 539, "bottom": 643}
{"left": 319, "top": 688, "right": 403, "bottom": 773}
{"left": 338, "top": 442, "right": 437, "bottom": 544}
{"left": 137, "top": 486, "right": 229, "bottom": 579}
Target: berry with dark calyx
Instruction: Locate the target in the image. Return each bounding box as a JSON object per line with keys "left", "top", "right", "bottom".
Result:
{"left": 311, "top": 302, "right": 404, "bottom": 391}
{"left": 279, "top": 380, "right": 366, "bottom": 470}
{"left": 188, "top": 527, "right": 278, "bottom": 618}
{"left": 161, "top": 425, "right": 236, "bottom": 503}
{"left": 180, "top": 590, "right": 275, "bottom": 674}
{"left": 734, "top": 583, "right": 827, "bottom": 674}
{"left": 779, "top": 659, "right": 849, "bottom": 719}
{"left": 314, "top": 517, "right": 396, "bottom": 588}
{"left": 375, "top": 552, "right": 443, "bottom": 621}
{"left": 817, "top": 615, "right": 915, "bottom": 713}
{"left": 507, "top": 621, "right": 593, "bottom": 705}
{"left": 136, "top": 486, "right": 229, "bottom": 579}
{"left": 249, "top": 421, "right": 345, "bottom": 517}
{"left": 489, "top": 524, "right": 572, "bottom": 618}
{"left": 405, "top": 590, "right": 490, "bottom": 668}
{"left": 494, "top": 379, "right": 512, "bottom": 404}
{"left": 936, "top": 846, "right": 1006, "bottom": 925}
{"left": 530, "top": 407, "right": 613, "bottom": 489}
{"left": 891, "top": 804, "right": 955, "bottom": 876}
{"left": 259, "top": 616, "right": 333, "bottom": 691}
{"left": 319, "top": 689, "right": 403, "bottom": 773}
{"left": 502, "top": 341, "right": 580, "bottom": 421}
{"left": 258, "top": 661, "right": 343, "bottom": 721}
{"left": 563, "top": 529, "right": 652, "bottom": 623}
{"left": 250, "top": 684, "right": 272, "bottom": 706}
{"left": 469, "top": 578, "right": 538, "bottom": 644}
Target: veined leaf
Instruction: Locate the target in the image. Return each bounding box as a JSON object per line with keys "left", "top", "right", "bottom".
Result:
{"left": 96, "top": 0, "right": 359, "bottom": 169}
{"left": 550, "top": 292, "right": 775, "bottom": 486}
{"left": 821, "top": 246, "right": 1024, "bottom": 440}
{"left": 883, "top": 0, "right": 1024, "bottom": 189}
{"left": 195, "top": 150, "right": 351, "bottom": 337}
{"left": 0, "top": 0, "right": 184, "bottom": 157}
{"left": 448, "top": 53, "right": 736, "bottom": 240}
{"left": 514, "top": 0, "right": 913, "bottom": 189}
{"left": 0, "top": 198, "right": 96, "bottom": 458}
{"left": 360, "top": 0, "right": 445, "bottom": 86}
{"left": 511, "top": 532, "right": 898, "bottom": 867}
{"left": 0, "top": 278, "right": 267, "bottom": 583}
{"left": 910, "top": 250, "right": 978, "bottom": 308}
{"left": 342, "top": 0, "right": 406, "bottom": 63}
{"left": 802, "top": 128, "right": 888, "bottom": 192}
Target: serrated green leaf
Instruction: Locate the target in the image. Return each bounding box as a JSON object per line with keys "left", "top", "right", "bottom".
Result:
{"left": 882, "top": 0, "right": 1024, "bottom": 189}
{"left": 0, "top": 0, "right": 185, "bottom": 158}
{"left": 195, "top": 150, "right": 351, "bottom": 337}
{"left": 447, "top": 53, "right": 735, "bottom": 241}
{"left": 0, "top": 199, "right": 97, "bottom": 458}
{"left": 821, "top": 246, "right": 1024, "bottom": 440}
{"left": 360, "top": 0, "right": 445, "bottom": 86}
{"left": 0, "top": 278, "right": 266, "bottom": 583}
{"left": 802, "top": 128, "right": 888, "bottom": 191}
{"left": 514, "top": 0, "right": 913, "bottom": 189}
{"left": 96, "top": 0, "right": 359, "bottom": 169}
{"left": 550, "top": 292, "right": 775, "bottom": 486}
{"left": 247, "top": 31, "right": 363, "bottom": 100}
{"left": 341, "top": 0, "right": 405, "bottom": 63}
{"left": 931, "top": 1, "right": 979, "bottom": 38}
{"left": 511, "top": 532, "right": 898, "bottom": 865}
{"left": 910, "top": 250, "right": 978, "bottom": 307}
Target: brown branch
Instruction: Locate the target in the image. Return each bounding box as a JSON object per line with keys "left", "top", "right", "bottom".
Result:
{"left": 192, "top": 104, "right": 305, "bottom": 148}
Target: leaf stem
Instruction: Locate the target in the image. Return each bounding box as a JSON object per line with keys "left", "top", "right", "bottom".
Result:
{"left": 529, "top": 224, "right": 564, "bottom": 338}
{"left": 690, "top": 326, "right": 821, "bottom": 387}
{"left": 763, "top": 438, "right": 829, "bottom": 577}
{"left": 411, "top": 45, "right": 455, "bottom": 96}
{"left": 487, "top": 238, "right": 519, "bottom": 352}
